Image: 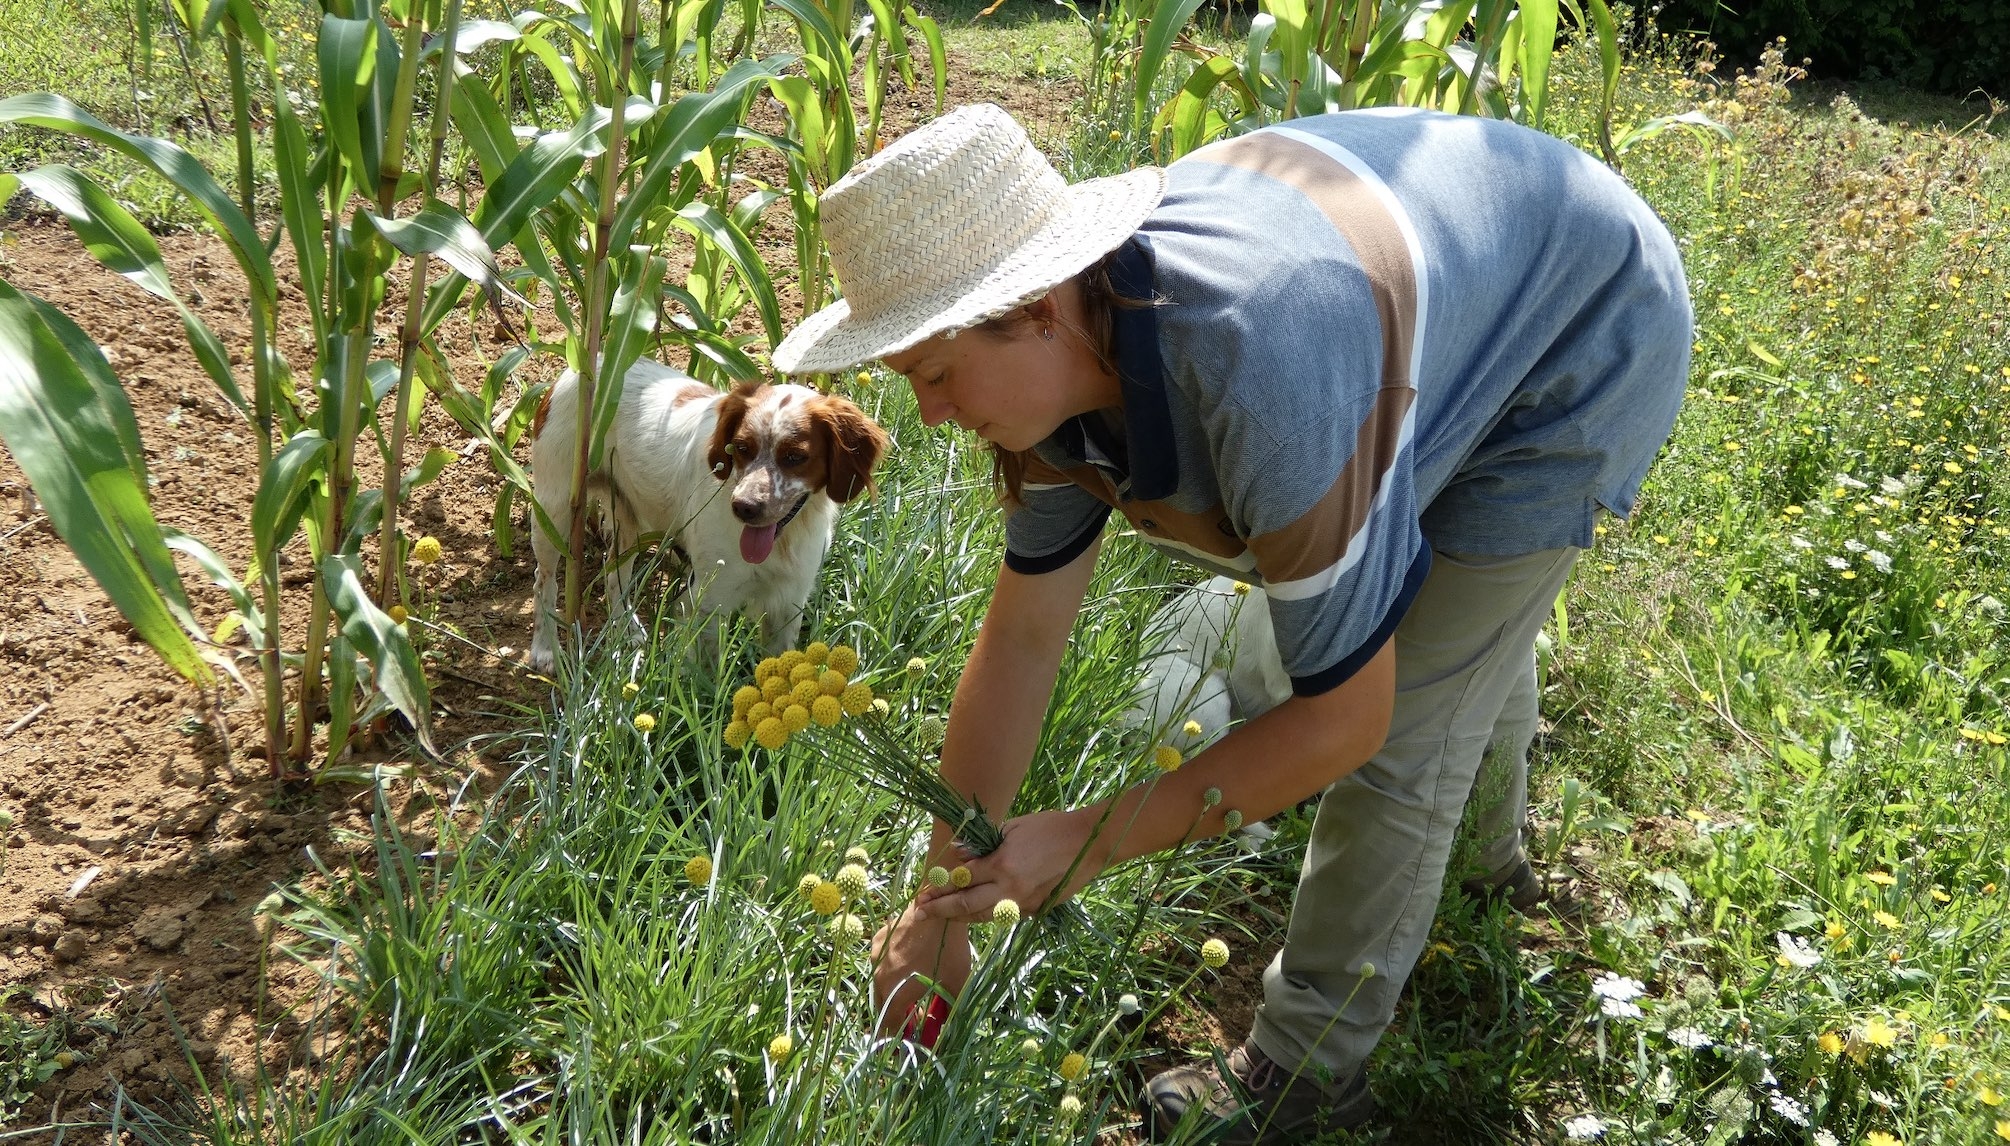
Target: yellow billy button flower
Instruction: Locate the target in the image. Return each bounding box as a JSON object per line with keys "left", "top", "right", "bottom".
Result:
{"left": 1058, "top": 1052, "right": 1087, "bottom": 1081}
{"left": 724, "top": 720, "right": 752, "bottom": 749}
{"left": 789, "top": 661, "right": 821, "bottom": 685}
{"left": 811, "top": 695, "right": 842, "bottom": 726}
{"left": 685, "top": 855, "right": 713, "bottom": 885}
{"left": 1200, "top": 938, "right": 1230, "bottom": 969}
{"left": 844, "top": 846, "right": 871, "bottom": 865}
{"left": 754, "top": 717, "right": 789, "bottom": 750}
{"left": 623, "top": 680, "right": 640, "bottom": 698}
{"left": 768, "top": 1033, "right": 794, "bottom": 1063}
{"left": 950, "top": 866, "right": 972, "bottom": 889}
{"left": 1153, "top": 744, "right": 1183, "bottom": 772}
{"left": 926, "top": 866, "right": 951, "bottom": 889}
{"left": 810, "top": 880, "right": 843, "bottom": 915}
{"left": 782, "top": 704, "right": 812, "bottom": 734}
{"left": 733, "top": 685, "right": 762, "bottom": 717}
{"left": 1222, "top": 810, "right": 1244, "bottom": 832}
{"left": 762, "top": 675, "right": 791, "bottom": 703}
{"left": 827, "top": 644, "right": 860, "bottom": 676}
{"left": 778, "top": 650, "right": 807, "bottom": 675}
{"left": 797, "top": 873, "right": 823, "bottom": 899}
{"left": 1183, "top": 719, "right": 1204, "bottom": 739}
{"left": 747, "top": 701, "right": 775, "bottom": 727}
{"left": 992, "top": 898, "right": 1021, "bottom": 927}
{"left": 805, "top": 641, "right": 831, "bottom": 665}
{"left": 1018, "top": 1036, "right": 1043, "bottom": 1060}
{"left": 756, "top": 656, "right": 782, "bottom": 682}
{"left": 830, "top": 912, "right": 866, "bottom": 945}
{"left": 388, "top": 604, "right": 409, "bottom": 624}
{"left": 410, "top": 536, "right": 443, "bottom": 565}
{"left": 818, "top": 669, "right": 848, "bottom": 697}
{"left": 1818, "top": 1031, "right": 1845, "bottom": 1055}
{"left": 633, "top": 713, "right": 657, "bottom": 734}
{"left": 905, "top": 656, "right": 927, "bottom": 678}
{"left": 835, "top": 863, "right": 870, "bottom": 899}
{"left": 792, "top": 678, "right": 823, "bottom": 706}
{"left": 1058, "top": 1094, "right": 1084, "bottom": 1121}
{"left": 841, "top": 681, "right": 875, "bottom": 716}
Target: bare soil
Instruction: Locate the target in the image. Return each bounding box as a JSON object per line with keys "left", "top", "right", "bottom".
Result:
{"left": 0, "top": 58, "right": 1080, "bottom": 1139}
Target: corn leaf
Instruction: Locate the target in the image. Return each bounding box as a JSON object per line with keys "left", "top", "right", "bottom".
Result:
{"left": 320, "top": 553, "right": 434, "bottom": 752}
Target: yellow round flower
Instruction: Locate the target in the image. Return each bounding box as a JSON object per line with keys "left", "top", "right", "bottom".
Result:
{"left": 835, "top": 863, "right": 870, "bottom": 899}
{"left": 684, "top": 855, "right": 713, "bottom": 885}
{"left": 724, "top": 720, "right": 751, "bottom": 749}
{"left": 1058, "top": 1052, "right": 1087, "bottom": 1081}
{"left": 755, "top": 717, "right": 789, "bottom": 750}
{"left": 778, "top": 650, "right": 807, "bottom": 674}
{"left": 756, "top": 656, "right": 782, "bottom": 682}
{"left": 1153, "top": 744, "right": 1183, "bottom": 772}
{"left": 841, "top": 681, "right": 875, "bottom": 715}
{"left": 811, "top": 695, "right": 842, "bottom": 726}
{"left": 410, "top": 536, "right": 443, "bottom": 565}
{"left": 818, "top": 668, "right": 848, "bottom": 697}
{"left": 633, "top": 713, "right": 657, "bottom": 734}
{"left": 1182, "top": 719, "right": 1204, "bottom": 739}
{"left": 805, "top": 641, "right": 831, "bottom": 665}
{"left": 792, "top": 678, "right": 823, "bottom": 706}
{"left": 782, "top": 704, "right": 811, "bottom": 733}
{"left": 747, "top": 701, "right": 774, "bottom": 727}
{"left": 1018, "top": 1036, "right": 1042, "bottom": 1060}
{"left": 992, "top": 898, "right": 1021, "bottom": 927}
{"left": 1200, "top": 938, "right": 1230, "bottom": 968}
{"left": 950, "top": 865, "right": 972, "bottom": 889}
{"left": 831, "top": 912, "right": 866, "bottom": 945}
{"left": 388, "top": 604, "right": 409, "bottom": 624}
{"left": 1059, "top": 1094, "right": 1083, "bottom": 1121}
{"left": 905, "top": 656, "right": 927, "bottom": 678}
{"left": 768, "top": 1033, "right": 793, "bottom": 1063}
{"left": 761, "top": 675, "right": 791, "bottom": 703}
{"left": 827, "top": 644, "right": 859, "bottom": 676}
{"left": 926, "top": 865, "right": 951, "bottom": 889}
{"left": 810, "top": 880, "right": 842, "bottom": 915}
{"left": 790, "top": 661, "right": 820, "bottom": 685}
{"left": 797, "top": 873, "right": 823, "bottom": 899}
{"left": 1223, "top": 810, "right": 1244, "bottom": 832}
{"left": 733, "top": 684, "right": 762, "bottom": 717}
{"left": 844, "top": 845, "right": 871, "bottom": 865}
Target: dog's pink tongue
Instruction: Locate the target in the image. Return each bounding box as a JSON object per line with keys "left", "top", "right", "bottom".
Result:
{"left": 740, "top": 522, "right": 778, "bottom": 564}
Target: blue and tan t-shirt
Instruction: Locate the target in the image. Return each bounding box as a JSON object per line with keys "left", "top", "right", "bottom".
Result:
{"left": 1003, "top": 108, "right": 1692, "bottom": 696}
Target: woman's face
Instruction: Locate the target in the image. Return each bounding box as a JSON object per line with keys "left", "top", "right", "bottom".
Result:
{"left": 880, "top": 284, "right": 1119, "bottom": 453}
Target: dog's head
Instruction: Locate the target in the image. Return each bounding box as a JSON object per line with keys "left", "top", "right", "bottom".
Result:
{"left": 706, "top": 381, "right": 890, "bottom": 559}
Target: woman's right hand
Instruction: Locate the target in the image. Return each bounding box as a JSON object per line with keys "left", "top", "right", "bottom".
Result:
{"left": 871, "top": 901, "right": 973, "bottom": 1037}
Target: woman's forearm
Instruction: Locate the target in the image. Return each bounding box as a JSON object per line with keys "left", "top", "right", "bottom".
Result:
{"left": 928, "top": 539, "right": 1103, "bottom": 863}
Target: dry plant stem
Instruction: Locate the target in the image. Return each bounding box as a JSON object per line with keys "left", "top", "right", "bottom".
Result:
{"left": 564, "top": 0, "right": 639, "bottom": 625}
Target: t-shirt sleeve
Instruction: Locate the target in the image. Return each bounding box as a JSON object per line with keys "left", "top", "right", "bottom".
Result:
{"left": 1003, "top": 454, "right": 1111, "bottom": 575}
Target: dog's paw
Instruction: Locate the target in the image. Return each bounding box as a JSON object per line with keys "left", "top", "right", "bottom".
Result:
{"left": 527, "top": 643, "right": 557, "bottom": 675}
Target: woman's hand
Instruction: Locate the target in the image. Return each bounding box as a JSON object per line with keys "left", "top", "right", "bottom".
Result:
{"left": 914, "top": 806, "right": 1108, "bottom": 924}
{"left": 871, "top": 903, "right": 973, "bottom": 1036}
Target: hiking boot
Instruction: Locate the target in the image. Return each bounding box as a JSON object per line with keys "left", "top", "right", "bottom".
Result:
{"left": 1143, "top": 1040, "right": 1378, "bottom": 1143}
{"left": 1459, "top": 851, "right": 1545, "bottom": 913}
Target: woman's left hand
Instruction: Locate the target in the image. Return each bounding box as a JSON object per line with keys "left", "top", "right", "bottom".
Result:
{"left": 914, "top": 806, "right": 1108, "bottom": 924}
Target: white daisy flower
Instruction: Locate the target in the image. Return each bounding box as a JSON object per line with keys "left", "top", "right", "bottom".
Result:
{"left": 1563, "top": 1114, "right": 1606, "bottom": 1140}
{"left": 1775, "top": 931, "right": 1822, "bottom": 968}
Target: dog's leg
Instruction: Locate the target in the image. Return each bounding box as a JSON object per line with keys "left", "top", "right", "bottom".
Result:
{"left": 529, "top": 462, "right": 572, "bottom": 675}
{"left": 599, "top": 475, "right": 646, "bottom": 647}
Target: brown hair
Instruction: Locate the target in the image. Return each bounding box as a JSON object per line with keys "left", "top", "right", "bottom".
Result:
{"left": 973, "top": 250, "right": 1152, "bottom": 506}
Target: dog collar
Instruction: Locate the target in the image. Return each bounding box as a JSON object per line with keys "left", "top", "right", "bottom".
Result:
{"left": 774, "top": 492, "right": 811, "bottom": 534}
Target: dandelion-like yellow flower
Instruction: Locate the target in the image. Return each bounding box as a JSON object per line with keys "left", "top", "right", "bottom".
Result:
{"left": 410, "top": 536, "right": 443, "bottom": 565}
{"left": 1982, "top": 1085, "right": 2002, "bottom": 1106}
{"left": 733, "top": 685, "right": 762, "bottom": 717}
{"left": 782, "top": 704, "right": 812, "bottom": 734}
{"left": 1818, "top": 1031, "right": 1845, "bottom": 1055}
{"left": 792, "top": 678, "right": 823, "bottom": 706}
{"left": 1200, "top": 938, "right": 1230, "bottom": 968}
{"left": 768, "top": 1033, "right": 793, "bottom": 1063}
{"left": 755, "top": 717, "right": 789, "bottom": 750}
{"left": 798, "top": 873, "right": 823, "bottom": 899}
{"left": 805, "top": 640, "right": 831, "bottom": 665}
{"left": 1826, "top": 920, "right": 1846, "bottom": 940}
{"left": 1182, "top": 719, "right": 1204, "bottom": 739}
{"left": 841, "top": 681, "right": 875, "bottom": 716}
{"left": 756, "top": 656, "right": 782, "bottom": 682}
{"left": 685, "top": 855, "right": 713, "bottom": 885}
{"left": 1153, "top": 744, "right": 1183, "bottom": 772}
{"left": 389, "top": 604, "right": 409, "bottom": 624}
{"left": 724, "top": 719, "right": 751, "bottom": 749}
{"left": 836, "top": 863, "right": 870, "bottom": 899}
{"left": 1994, "top": 1119, "right": 2010, "bottom": 1142}
{"left": 811, "top": 695, "right": 842, "bottom": 726}
{"left": 790, "top": 661, "right": 821, "bottom": 685}
{"left": 830, "top": 912, "right": 866, "bottom": 945}
{"left": 818, "top": 669, "right": 848, "bottom": 697}
{"left": 950, "top": 866, "right": 972, "bottom": 889}
{"left": 1874, "top": 910, "right": 1901, "bottom": 930}
{"left": 762, "top": 675, "right": 791, "bottom": 703}
{"left": 1058, "top": 1094, "right": 1083, "bottom": 1121}
{"left": 778, "top": 650, "right": 807, "bottom": 675}
{"left": 1058, "top": 1052, "right": 1087, "bottom": 1081}
{"left": 1866, "top": 1133, "right": 1900, "bottom": 1146}
{"left": 748, "top": 701, "right": 775, "bottom": 727}
{"left": 1931, "top": 887, "right": 1951, "bottom": 903}
{"left": 993, "top": 899, "right": 1020, "bottom": 927}
{"left": 828, "top": 645, "right": 859, "bottom": 676}
{"left": 810, "top": 880, "right": 843, "bottom": 915}
{"left": 1867, "top": 870, "right": 1898, "bottom": 886}
{"left": 926, "top": 866, "right": 951, "bottom": 889}
{"left": 633, "top": 713, "right": 657, "bottom": 734}
{"left": 905, "top": 656, "right": 927, "bottom": 678}
{"left": 1863, "top": 1017, "right": 1899, "bottom": 1047}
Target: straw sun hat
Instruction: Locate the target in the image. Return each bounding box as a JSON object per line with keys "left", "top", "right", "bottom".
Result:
{"left": 769, "top": 103, "right": 1167, "bottom": 375}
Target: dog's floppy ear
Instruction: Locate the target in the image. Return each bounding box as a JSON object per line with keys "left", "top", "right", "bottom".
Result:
{"left": 706, "top": 381, "right": 760, "bottom": 478}
{"left": 810, "top": 395, "right": 891, "bottom": 504}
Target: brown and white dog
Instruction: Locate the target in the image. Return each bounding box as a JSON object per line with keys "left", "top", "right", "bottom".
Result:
{"left": 529, "top": 360, "right": 888, "bottom": 672}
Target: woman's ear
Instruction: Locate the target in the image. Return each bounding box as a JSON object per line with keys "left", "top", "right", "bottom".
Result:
{"left": 811, "top": 396, "right": 891, "bottom": 504}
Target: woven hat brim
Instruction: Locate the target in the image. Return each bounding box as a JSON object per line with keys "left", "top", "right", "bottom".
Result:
{"left": 772, "top": 166, "right": 1168, "bottom": 375}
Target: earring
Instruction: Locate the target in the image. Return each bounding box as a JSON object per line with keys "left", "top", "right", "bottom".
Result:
{"left": 1041, "top": 325, "right": 1055, "bottom": 342}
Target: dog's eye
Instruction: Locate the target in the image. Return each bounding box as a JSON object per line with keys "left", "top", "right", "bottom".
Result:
{"left": 780, "top": 452, "right": 807, "bottom": 467}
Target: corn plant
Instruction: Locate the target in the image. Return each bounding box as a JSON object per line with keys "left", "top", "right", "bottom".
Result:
{"left": 0, "top": 0, "right": 584, "bottom": 774}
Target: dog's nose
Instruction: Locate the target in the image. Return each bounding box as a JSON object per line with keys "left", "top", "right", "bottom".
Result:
{"left": 732, "top": 498, "right": 764, "bottom": 523}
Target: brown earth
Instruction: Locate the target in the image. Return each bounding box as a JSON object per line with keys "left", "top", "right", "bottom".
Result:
{"left": 0, "top": 54, "right": 1077, "bottom": 1140}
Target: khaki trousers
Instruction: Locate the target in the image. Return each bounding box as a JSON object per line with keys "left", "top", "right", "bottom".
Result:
{"left": 1250, "top": 546, "right": 1579, "bottom": 1078}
